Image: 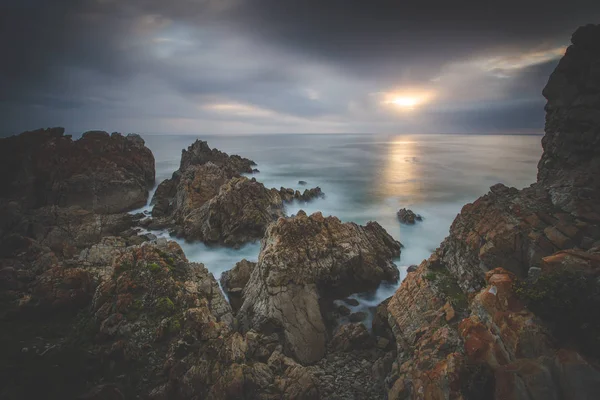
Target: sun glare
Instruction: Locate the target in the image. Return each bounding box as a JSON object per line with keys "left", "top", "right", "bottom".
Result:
{"left": 391, "top": 97, "right": 418, "bottom": 109}
{"left": 381, "top": 89, "right": 435, "bottom": 111}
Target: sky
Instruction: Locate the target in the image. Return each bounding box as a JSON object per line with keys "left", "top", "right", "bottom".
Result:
{"left": 1, "top": 0, "right": 599, "bottom": 136}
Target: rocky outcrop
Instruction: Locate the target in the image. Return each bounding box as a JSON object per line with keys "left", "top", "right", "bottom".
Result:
{"left": 2, "top": 237, "right": 327, "bottom": 399}
{"left": 179, "top": 139, "right": 257, "bottom": 174}
{"left": 175, "top": 177, "right": 286, "bottom": 246}
{"left": 384, "top": 25, "right": 600, "bottom": 399}
{"left": 151, "top": 140, "right": 256, "bottom": 218}
{"left": 538, "top": 24, "right": 600, "bottom": 216}
{"left": 396, "top": 208, "right": 422, "bottom": 224}
{"left": 0, "top": 128, "right": 155, "bottom": 213}
{"left": 237, "top": 210, "right": 401, "bottom": 364}
{"left": 150, "top": 140, "right": 324, "bottom": 245}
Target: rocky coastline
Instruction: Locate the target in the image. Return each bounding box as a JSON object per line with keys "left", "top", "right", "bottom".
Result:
{"left": 1, "top": 25, "right": 600, "bottom": 400}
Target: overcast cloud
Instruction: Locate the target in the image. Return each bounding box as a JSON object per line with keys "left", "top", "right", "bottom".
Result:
{"left": 1, "top": 0, "right": 599, "bottom": 135}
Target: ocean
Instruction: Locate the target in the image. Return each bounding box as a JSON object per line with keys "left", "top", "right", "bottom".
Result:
{"left": 134, "top": 133, "right": 542, "bottom": 313}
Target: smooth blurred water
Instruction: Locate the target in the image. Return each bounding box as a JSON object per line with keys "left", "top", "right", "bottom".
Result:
{"left": 138, "top": 133, "right": 542, "bottom": 306}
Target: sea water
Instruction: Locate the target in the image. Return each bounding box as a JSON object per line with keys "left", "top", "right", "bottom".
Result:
{"left": 134, "top": 133, "right": 542, "bottom": 311}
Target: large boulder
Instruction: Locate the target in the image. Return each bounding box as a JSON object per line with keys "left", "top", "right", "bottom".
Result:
{"left": 0, "top": 128, "right": 155, "bottom": 213}
{"left": 238, "top": 210, "right": 401, "bottom": 364}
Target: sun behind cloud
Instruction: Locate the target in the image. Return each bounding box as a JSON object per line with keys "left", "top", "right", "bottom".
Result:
{"left": 380, "top": 89, "right": 436, "bottom": 111}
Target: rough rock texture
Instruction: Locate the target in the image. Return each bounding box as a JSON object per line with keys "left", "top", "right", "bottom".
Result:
{"left": 238, "top": 210, "right": 401, "bottom": 364}
{"left": 385, "top": 25, "right": 600, "bottom": 399}
{"left": 150, "top": 140, "right": 324, "bottom": 245}
{"left": 396, "top": 208, "right": 422, "bottom": 224}
{"left": 176, "top": 177, "right": 286, "bottom": 245}
{"left": 2, "top": 239, "right": 325, "bottom": 399}
{"left": 179, "top": 139, "right": 257, "bottom": 174}
{"left": 151, "top": 139, "right": 255, "bottom": 218}
{"left": 0, "top": 128, "right": 155, "bottom": 213}
{"left": 221, "top": 259, "right": 257, "bottom": 312}
{"left": 538, "top": 24, "right": 600, "bottom": 215}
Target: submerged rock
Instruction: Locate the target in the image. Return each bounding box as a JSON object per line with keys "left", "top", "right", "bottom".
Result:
{"left": 396, "top": 208, "right": 422, "bottom": 224}
{"left": 0, "top": 128, "right": 155, "bottom": 213}
{"left": 237, "top": 210, "right": 401, "bottom": 364}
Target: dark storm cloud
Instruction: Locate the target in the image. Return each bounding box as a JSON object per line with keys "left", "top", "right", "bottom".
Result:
{"left": 1, "top": 0, "right": 599, "bottom": 134}
{"left": 228, "top": 0, "right": 600, "bottom": 78}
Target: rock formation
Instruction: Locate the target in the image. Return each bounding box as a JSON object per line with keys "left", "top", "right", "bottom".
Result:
{"left": 396, "top": 208, "right": 422, "bottom": 224}
{"left": 384, "top": 24, "right": 600, "bottom": 399}
{"left": 150, "top": 140, "right": 324, "bottom": 245}
{"left": 0, "top": 128, "right": 155, "bottom": 213}
{"left": 278, "top": 186, "right": 325, "bottom": 203}
{"left": 237, "top": 210, "right": 401, "bottom": 364}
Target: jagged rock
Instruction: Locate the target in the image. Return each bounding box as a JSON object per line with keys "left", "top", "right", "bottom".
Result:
{"left": 179, "top": 139, "right": 256, "bottom": 174}
{"left": 539, "top": 24, "right": 600, "bottom": 216}
{"left": 238, "top": 210, "right": 401, "bottom": 364}
{"left": 148, "top": 139, "right": 326, "bottom": 245}
{"left": 150, "top": 139, "right": 255, "bottom": 219}
{"left": 396, "top": 208, "right": 422, "bottom": 224}
{"left": 152, "top": 162, "right": 230, "bottom": 219}
{"left": 384, "top": 25, "right": 600, "bottom": 400}
{"left": 0, "top": 128, "right": 155, "bottom": 213}
{"left": 176, "top": 177, "right": 285, "bottom": 245}
{"left": 278, "top": 186, "right": 324, "bottom": 203}
{"left": 221, "top": 259, "right": 257, "bottom": 312}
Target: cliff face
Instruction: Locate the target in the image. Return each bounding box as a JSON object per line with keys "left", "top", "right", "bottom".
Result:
{"left": 539, "top": 24, "right": 600, "bottom": 216}
{"left": 385, "top": 25, "right": 600, "bottom": 400}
